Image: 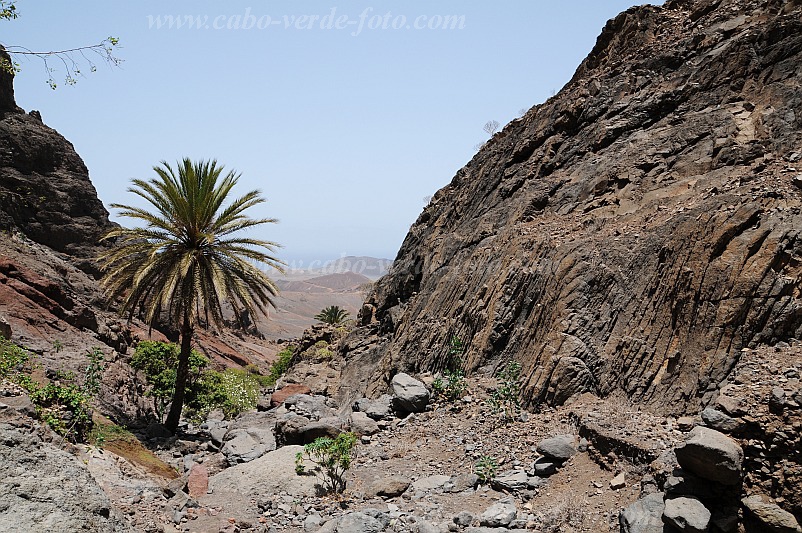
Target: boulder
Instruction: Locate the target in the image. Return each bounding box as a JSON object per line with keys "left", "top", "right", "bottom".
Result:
{"left": 353, "top": 395, "right": 395, "bottom": 421}
{"left": 221, "top": 427, "right": 276, "bottom": 465}
{"left": 700, "top": 407, "right": 741, "bottom": 434}
{"left": 350, "top": 411, "right": 380, "bottom": 436}
{"left": 674, "top": 427, "right": 743, "bottom": 485}
{"left": 411, "top": 475, "right": 451, "bottom": 493}
{"left": 271, "top": 384, "right": 311, "bottom": 408}
{"left": 275, "top": 413, "right": 310, "bottom": 446}
{"left": 334, "top": 511, "right": 387, "bottom": 533}
{"left": 364, "top": 476, "right": 411, "bottom": 498}
{"left": 662, "top": 497, "right": 711, "bottom": 533}
{"left": 447, "top": 472, "right": 479, "bottom": 493}
{"left": 454, "top": 512, "right": 475, "bottom": 527}
{"left": 533, "top": 457, "right": 557, "bottom": 477}
{"left": 742, "top": 496, "right": 802, "bottom": 533}
{"left": 619, "top": 493, "right": 665, "bottom": 533}
{"left": 391, "top": 373, "right": 430, "bottom": 413}
{"left": 284, "top": 394, "right": 338, "bottom": 420}
{"left": 209, "top": 445, "right": 318, "bottom": 497}
{"left": 479, "top": 499, "right": 517, "bottom": 528}
{"left": 491, "top": 470, "right": 529, "bottom": 492}
{"left": 536, "top": 435, "right": 577, "bottom": 462}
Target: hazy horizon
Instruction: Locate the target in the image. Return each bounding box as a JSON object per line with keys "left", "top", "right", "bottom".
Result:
{"left": 1, "top": 1, "right": 659, "bottom": 263}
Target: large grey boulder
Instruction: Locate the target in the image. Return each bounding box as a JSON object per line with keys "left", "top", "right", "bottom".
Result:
{"left": 391, "top": 373, "right": 430, "bottom": 413}
{"left": 0, "top": 413, "right": 132, "bottom": 533}
{"left": 479, "top": 499, "right": 517, "bottom": 528}
{"left": 536, "top": 434, "right": 577, "bottom": 462}
{"left": 221, "top": 427, "right": 276, "bottom": 465}
{"left": 411, "top": 474, "right": 451, "bottom": 493}
{"left": 662, "top": 497, "right": 711, "bottom": 533}
{"left": 742, "top": 496, "right": 802, "bottom": 533}
{"left": 620, "top": 493, "right": 666, "bottom": 533}
{"left": 209, "top": 445, "right": 318, "bottom": 497}
{"left": 674, "top": 427, "right": 743, "bottom": 485}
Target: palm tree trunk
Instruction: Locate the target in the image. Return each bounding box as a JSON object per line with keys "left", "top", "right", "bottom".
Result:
{"left": 165, "top": 316, "right": 193, "bottom": 433}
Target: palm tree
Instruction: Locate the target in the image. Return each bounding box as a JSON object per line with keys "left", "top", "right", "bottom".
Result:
{"left": 314, "top": 306, "right": 350, "bottom": 325}
{"left": 99, "top": 158, "right": 284, "bottom": 432}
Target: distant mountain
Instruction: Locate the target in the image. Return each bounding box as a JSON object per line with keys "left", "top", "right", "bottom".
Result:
{"left": 318, "top": 256, "right": 392, "bottom": 280}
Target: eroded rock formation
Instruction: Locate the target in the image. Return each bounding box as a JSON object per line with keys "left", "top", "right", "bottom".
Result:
{"left": 340, "top": 0, "right": 802, "bottom": 416}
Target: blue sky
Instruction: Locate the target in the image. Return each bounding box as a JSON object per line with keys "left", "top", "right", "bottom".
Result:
{"left": 2, "top": 1, "right": 654, "bottom": 265}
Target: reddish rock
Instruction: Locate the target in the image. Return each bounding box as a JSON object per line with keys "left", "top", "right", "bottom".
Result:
{"left": 187, "top": 463, "right": 209, "bottom": 498}
{"left": 270, "top": 384, "right": 311, "bottom": 408}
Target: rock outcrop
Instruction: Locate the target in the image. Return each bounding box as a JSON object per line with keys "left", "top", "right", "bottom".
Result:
{"left": 0, "top": 394, "right": 132, "bottom": 532}
{"left": 340, "top": 0, "right": 802, "bottom": 419}
{"left": 0, "top": 49, "right": 112, "bottom": 263}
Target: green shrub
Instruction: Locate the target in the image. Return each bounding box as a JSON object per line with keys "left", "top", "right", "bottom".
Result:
{"left": 295, "top": 432, "right": 358, "bottom": 494}
{"left": 488, "top": 361, "right": 522, "bottom": 424}
{"left": 187, "top": 368, "right": 259, "bottom": 420}
{"left": 130, "top": 341, "right": 208, "bottom": 422}
{"left": 475, "top": 455, "right": 498, "bottom": 484}
{"left": 265, "top": 346, "right": 295, "bottom": 387}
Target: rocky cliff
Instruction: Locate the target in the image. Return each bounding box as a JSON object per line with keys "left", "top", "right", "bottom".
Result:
{"left": 0, "top": 49, "right": 113, "bottom": 265}
{"left": 341, "top": 0, "right": 802, "bottom": 416}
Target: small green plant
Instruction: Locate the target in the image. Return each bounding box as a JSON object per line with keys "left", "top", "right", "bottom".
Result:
{"left": 52, "top": 339, "right": 63, "bottom": 353}
{"left": 295, "top": 432, "right": 358, "bottom": 494}
{"left": 433, "top": 335, "right": 468, "bottom": 402}
{"left": 488, "top": 361, "right": 522, "bottom": 424}
{"left": 314, "top": 306, "right": 350, "bottom": 325}
{"left": 475, "top": 455, "right": 498, "bottom": 484}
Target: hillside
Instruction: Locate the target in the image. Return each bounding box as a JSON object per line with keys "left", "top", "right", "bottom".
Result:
{"left": 342, "top": 0, "right": 802, "bottom": 417}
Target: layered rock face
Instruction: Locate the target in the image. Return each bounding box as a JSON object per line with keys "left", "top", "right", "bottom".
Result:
{"left": 0, "top": 49, "right": 112, "bottom": 261}
{"left": 341, "top": 0, "right": 802, "bottom": 415}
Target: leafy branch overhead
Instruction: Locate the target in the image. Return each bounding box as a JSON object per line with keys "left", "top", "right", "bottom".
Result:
{"left": 0, "top": 1, "right": 122, "bottom": 89}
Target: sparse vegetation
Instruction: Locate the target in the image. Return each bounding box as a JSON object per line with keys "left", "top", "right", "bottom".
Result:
{"left": 295, "top": 432, "right": 358, "bottom": 494}
{"left": 265, "top": 346, "right": 296, "bottom": 387}
{"left": 314, "top": 305, "right": 350, "bottom": 325}
{"left": 1, "top": 337, "right": 105, "bottom": 443}
{"left": 483, "top": 120, "right": 500, "bottom": 135}
{"left": 432, "top": 335, "right": 467, "bottom": 402}
{"left": 488, "top": 361, "right": 522, "bottom": 424}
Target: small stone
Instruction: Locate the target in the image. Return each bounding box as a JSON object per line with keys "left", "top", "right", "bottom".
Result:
{"left": 610, "top": 472, "right": 626, "bottom": 490}
{"left": 677, "top": 416, "right": 697, "bottom": 432}
{"left": 480, "top": 500, "right": 517, "bottom": 528}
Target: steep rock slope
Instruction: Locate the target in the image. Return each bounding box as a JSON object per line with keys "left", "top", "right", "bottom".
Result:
{"left": 341, "top": 0, "right": 802, "bottom": 415}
